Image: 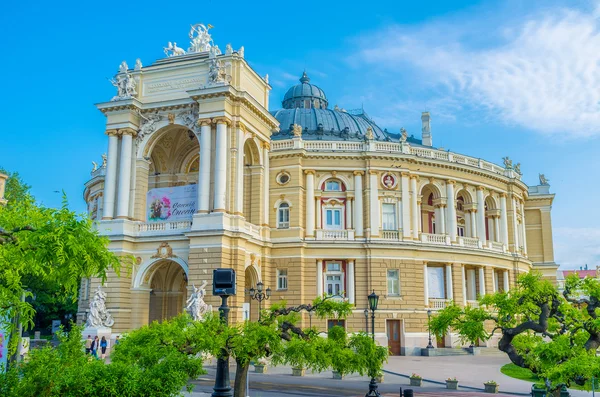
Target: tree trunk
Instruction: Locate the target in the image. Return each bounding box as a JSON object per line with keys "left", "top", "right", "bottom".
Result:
{"left": 233, "top": 359, "right": 250, "bottom": 397}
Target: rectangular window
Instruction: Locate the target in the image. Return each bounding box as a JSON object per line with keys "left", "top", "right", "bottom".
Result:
{"left": 458, "top": 226, "right": 465, "bottom": 237}
{"left": 382, "top": 203, "right": 396, "bottom": 230}
{"left": 327, "top": 263, "right": 341, "bottom": 272}
{"left": 387, "top": 269, "right": 400, "bottom": 296}
{"left": 278, "top": 205, "right": 290, "bottom": 229}
{"left": 325, "top": 208, "right": 342, "bottom": 229}
{"left": 327, "top": 319, "right": 345, "bottom": 330}
{"left": 277, "top": 269, "right": 288, "bottom": 290}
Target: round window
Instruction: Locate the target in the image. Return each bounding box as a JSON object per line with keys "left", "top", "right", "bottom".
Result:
{"left": 277, "top": 172, "right": 290, "bottom": 185}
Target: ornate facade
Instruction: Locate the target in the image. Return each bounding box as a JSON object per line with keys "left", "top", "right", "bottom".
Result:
{"left": 78, "top": 24, "right": 558, "bottom": 355}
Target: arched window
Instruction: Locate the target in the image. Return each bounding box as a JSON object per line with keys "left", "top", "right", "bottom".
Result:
{"left": 324, "top": 180, "right": 342, "bottom": 192}
{"left": 278, "top": 203, "right": 290, "bottom": 229}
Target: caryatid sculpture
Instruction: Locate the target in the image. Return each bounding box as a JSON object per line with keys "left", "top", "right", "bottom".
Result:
{"left": 185, "top": 281, "right": 209, "bottom": 321}
{"left": 85, "top": 286, "right": 115, "bottom": 328}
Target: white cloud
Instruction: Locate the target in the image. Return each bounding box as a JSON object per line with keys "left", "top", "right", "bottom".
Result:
{"left": 554, "top": 227, "right": 600, "bottom": 269}
{"left": 354, "top": 4, "right": 600, "bottom": 138}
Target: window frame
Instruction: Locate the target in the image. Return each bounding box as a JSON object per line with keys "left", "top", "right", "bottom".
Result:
{"left": 277, "top": 202, "right": 290, "bottom": 229}
{"left": 277, "top": 269, "right": 288, "bottom": 290}
{"left": 387, "top": 269, "right": 400, "bottom": 296}
{"left": 324, "top": 261, "right": 344, "bottom": 297}
{"left": 382, "top": 203, "right": 397, "bottom": 231}
{"left": 324, "top": 180, "right": 342, "bottom": 192}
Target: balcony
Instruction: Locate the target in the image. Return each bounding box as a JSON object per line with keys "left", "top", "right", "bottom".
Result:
{"left": 458, "top": 236, "right": 481, "bottom": 249}
{"left": 316, "top": 229, "right": 355, "bottom": 240}
{"left": 429, "top": 298, "right": 449, "bottom": 310}
{"left": 420, "top": 233, "right": 450, "bottom": 245}
{"left": 487, "top": 241, "right": 506, "bottom": 253}
{"left": 380, "top": 230, "right": 400, "bottom": 240}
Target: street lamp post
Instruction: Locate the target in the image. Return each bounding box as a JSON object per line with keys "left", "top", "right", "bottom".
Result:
{"left": 426, "top": 309, "right": 434, "bottom": 349}
{"left": 365, "top": 290, "right": 381, "bottom": 397}
{"left": 364, "top": 308, "right": 369, "bottom": 334}
{"left": 308, "top": 310, "right": 313, "bottom": 328}
{"left": 249, "top": 281, "right": 271, "bottom": 321}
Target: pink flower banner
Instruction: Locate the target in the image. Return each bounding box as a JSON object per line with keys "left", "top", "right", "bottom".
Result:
{"left": 146, "top": 184, "right": 197, "bottom": 222}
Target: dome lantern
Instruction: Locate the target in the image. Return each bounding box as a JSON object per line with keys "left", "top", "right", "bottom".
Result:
{"left": 282, "top": 71, "right": 328, "bottom": 110}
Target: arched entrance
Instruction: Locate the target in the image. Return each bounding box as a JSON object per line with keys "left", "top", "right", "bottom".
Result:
{"left": 243, "top": 139, "right": 261, "bottom": 224}
{"left": 147, "top": 260, "right": 188, "bottom": 323}
{"left": 244, "top": 263, "right": 261, "bottom": 321}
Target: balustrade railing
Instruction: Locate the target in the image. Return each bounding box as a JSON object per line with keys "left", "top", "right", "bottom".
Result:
{"left": 429, "top": 298, "right": 449, "bottom": 310}
{"left": 459, "top": 236, "right": 481, "bottom": 249}
{"left": 316, "top": 229, "right": 349, "bottom": 240}
{"left": 489, "top": 241, "right": 505, "bottom": 252}
{"left": 135, "top": 221, "right": 192, "bottom": 233}
{"left": 270, "top": 139, "right": 513, "bottom": 178}
{"left": 466, "top": 300, "right": 480, "bottom": 308}
{"left": 380, "top": 230, "right": 400, "bottom": 240}
{"left": 421, "top": 233, "right": 449, "bottom": 245}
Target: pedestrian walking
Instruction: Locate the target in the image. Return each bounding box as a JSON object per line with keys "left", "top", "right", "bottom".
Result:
{"left": 91, "top": 336, "right": 99, "bottom": 358}
{"left": 114, "top": 335, "right": 120, "bottom": 346}
{"left": 85, "top": 335, "right": 92, "bottom": 355}
{"left": 100, "top": 336, "right": 108, "bottom": 359}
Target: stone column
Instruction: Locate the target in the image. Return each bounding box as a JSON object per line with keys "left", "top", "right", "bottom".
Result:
{"left": 116, "top": 130, "right": 135, "bottom": 219}
{"left": 512, "top": 197, "right": 520, "bottom": 252}
{"left": 494, "top": 216, "right": 500, "bottom": 242}
{"left": 102, "top": 130, "right": 119, "bottom": 219}
{"left": 410, "top": 176, "right": 419, "bottom": 239}
{"left": 467, "top": 269, "right": 476, "bottom": 300}
{"left": 500, "top": 193, "right": 509, "bottom": 246}
{"left": 470, "top": 210, "right": 478, "bottom": 238}
{"left": 439, "top": 205, "right": 446, "bottom": 234}
{"left": 424, "top": 263, "right": 429, "bottom": 307}
{"left": 353, "top": 171, "right": 364, "bottom": 237}
{"left": 369, "top": 171, "right": 380, "bottom": 237}
{"left": 503, "top": 270, "right": 510, "bottom": 292}
{"left": 478, "top": 267, "right": 486, "bottom": 296}
{"left": 396, "top": 199, "right": 402, "bottom": 234}
{"left": 520, "top": 201, "right": 528, "bottom": 255}
{"left": 347, "top": 260, "right": 355, "bottom": 304}
{"left": 305, "top": 171, "right": 315, "bottom": 237}
{"left": 234, "top": 123, "right": 245, "bottom": 215}
{"left": 445, "top": 264, "right": 453, "bottom": 300}
{"left": 401, "top": 173, "right": 411, "bottom": 239}
{"left": 316, "top": 259, "right": 323, "bottom": 296}
{"left": 446, "top": 180, "right": 457, "bottom": 241}
{"left": 346, "top": 198, "right": 352, "bottom": 229}
{"left": 492, "top": 270, "right": 497, "bottom": 292}
{"left": 315, "top": 195, "right": 322, "bottom": 231}
{"left": 213, "top": 119, "right": 229, "bottom": 212}
{"left": 461, "top": 265, "right": 467, "bottom": 306}
{"left": 198, "top": 120, "right": 212, "bottom": 213}
{"left": 262, "top": 142, "right": 270, "bottom": 226}
{"left": 476, "top": 187, "right": 486, "bottom": 243}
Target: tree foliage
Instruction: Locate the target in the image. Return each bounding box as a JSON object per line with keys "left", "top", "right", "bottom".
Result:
{"left": 0, "top": 324, "right": 201, "bottom": 397}
{"left": 0, "top": 169, "right": 125, "bottom": 356}
{"left": 429, "top": 272, "right": 600, "bottom": 393}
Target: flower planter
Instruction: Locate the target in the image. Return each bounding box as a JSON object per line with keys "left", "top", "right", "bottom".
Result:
{"left": 332, "top": 371, "right": 344, "bottom": 379}
{"left": 484, "top": 383, "right": 499, "bottom": 393}
{"left": 446, "top": 380, "right": 459, "bottom": 390}
{"left": 292, "top": 367, "right": 305, "bottom": 377}
{"left": 409, "top": 377, "right": 422, "bottom": 387}
{"left": 254, "top": 364, "right": 267, "bottom": 374}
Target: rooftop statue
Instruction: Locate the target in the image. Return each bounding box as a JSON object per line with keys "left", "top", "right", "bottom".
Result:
{"left": 292, "top": 124, "right": 302, "bottom": 138}
{"left": 134, "top": 58, "right": 143, "bottom": 70}
{"left": 185, "top": 281, "right": 209, "bottom": 321}
{"left": 514, "top": 162, "right": 521, "bottom": 174}
{"left": 188, "top": 23, "right": 213, "bottom": 53}
{"left": 91, "top": 161, "right": 98, "bottom": 172}
{"left": 85, "top": 286, "right": 114, "bottom": 328}
{"left": 101, "top": 153, "right": 107, "bottom": 168}
{"left": 110, "top": 62, "right": 137, "bottom": 101}
{"left": 539, "top": 173, "right": 550, "bottom": 185}
{"left": 502, "top": 156, "right": 513, "bottom": 169}
{"left": 400, "top": 128, "right": 408, "bottom": 143}
{"left": 164, "top": 42, "right": 186, "bottom": 57}
{"left": 365, "top": 126, "right": 374, "bottom": 140}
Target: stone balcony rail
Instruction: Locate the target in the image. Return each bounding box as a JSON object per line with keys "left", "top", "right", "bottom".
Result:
{"left": 270, "top": 139, "right": 520, "bottom": 180}
{"left": 429, "top": 298, "right": 449, "bottom": 310}
{"left": 421, "top": 233, "right": 451, "bottom": 245}
{"left": 315, "top": 229, "right": 354, "bottom": 240}
{"left": 458, "top": 236, "right": 481, "bottom": 249}
{"left": 381, "top": 230, "right": 400, "bottom": 240}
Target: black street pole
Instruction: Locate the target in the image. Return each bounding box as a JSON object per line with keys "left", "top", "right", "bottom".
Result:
{"left": 364, "top": 309, "right": 369, "bottom": 334}
{"left": 371, "top": 311, "right": 375, "bottom": 342}
{"left": 426, "top": 309, "right": 434, "bottom": 349}
{"left": 366, "top": 291, "right": 381, "bottom": 397}
{"left": 212, "top": 295, "right": 233, "bottom": 397}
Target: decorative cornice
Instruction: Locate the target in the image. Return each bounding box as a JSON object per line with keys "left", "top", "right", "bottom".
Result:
{"left": 236, "top": 121, "right": 248, "bottom": 132}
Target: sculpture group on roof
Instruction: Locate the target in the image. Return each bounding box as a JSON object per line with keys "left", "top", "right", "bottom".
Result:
{"left": 110, "top": 61, "right": 137, "bottom": 101}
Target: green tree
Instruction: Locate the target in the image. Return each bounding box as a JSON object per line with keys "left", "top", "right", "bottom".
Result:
{"left": 429, "top": 272, "right": 600, "bottom": 395}
{"left": 0, "top": 169, "right": 124, "bottom": 361}
{"left": 114, "top": 296, "right": 388, "bottom": 397}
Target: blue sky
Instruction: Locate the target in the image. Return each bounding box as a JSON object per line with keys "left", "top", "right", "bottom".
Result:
{"left": 1, "top": 0, "right": 599, "bottom": 269}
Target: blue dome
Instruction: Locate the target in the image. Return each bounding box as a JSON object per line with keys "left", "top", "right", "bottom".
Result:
{"left": 271, "top": 108, "right": 391, "bottom": 141}
{"left": 282, "top": 71, "right": 328, "bottom": 109}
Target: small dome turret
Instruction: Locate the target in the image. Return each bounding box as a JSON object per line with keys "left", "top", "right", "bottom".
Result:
{"left": 282, "top": 71, "right": 328, "bottom": 109}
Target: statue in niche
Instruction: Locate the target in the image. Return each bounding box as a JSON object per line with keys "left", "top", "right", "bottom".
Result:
{"left": 85, "top": 286, "right": 114, "bottom": 328}
{"left": 185, "top": 281, "right": 209, "bottom": 321}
